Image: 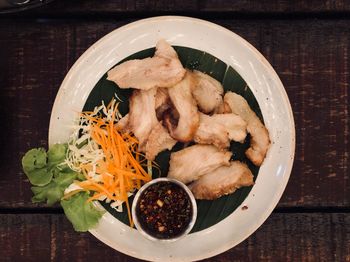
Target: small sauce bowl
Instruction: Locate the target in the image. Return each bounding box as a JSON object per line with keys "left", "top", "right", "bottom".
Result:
{"left": 132, "top": 177, "right": 197, "bottom": 242}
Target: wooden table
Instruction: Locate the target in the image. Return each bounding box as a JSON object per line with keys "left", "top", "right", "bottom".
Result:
{"left": 1, "top": 1, "right": 349, "bottom": 261}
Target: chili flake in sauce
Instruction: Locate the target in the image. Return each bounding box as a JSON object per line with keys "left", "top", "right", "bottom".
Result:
{"left": 135, "top": 181, "right": 193, "bottom": 239}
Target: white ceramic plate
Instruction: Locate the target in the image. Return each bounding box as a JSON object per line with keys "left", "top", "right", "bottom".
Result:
{"left": 49, "top": 16, "right": 295, "bottom": 261}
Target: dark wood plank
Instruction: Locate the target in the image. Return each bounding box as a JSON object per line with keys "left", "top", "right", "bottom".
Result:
{"left": 0, "top": 214, "right": 51, "bottom": 261}
{"left": 199, "top": 0, "right": 350, "bottom": 13}
{"left": 0, "top": 19, "right": 349, "bottom": 208}
{"left": 8, "top": 0, "right": 350, "bottom": 16}
{"left": 0, "top": 213, "right": 348, "bottom": 261}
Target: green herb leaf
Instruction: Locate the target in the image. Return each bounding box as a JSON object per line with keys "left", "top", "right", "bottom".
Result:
{"left": 31, "top": 171, "right": 77, "bottom": 205}
{"left": 48, "top": 144, "right": 68, "bottom": 167}
{"left": 61, "top": 192, "right": 104, "bottom": 232}
{"left": 22, "top": 144, "right": 72, "bottom": 187}
{"left": 22, "top": 148, "right": 52, "bottom": 186}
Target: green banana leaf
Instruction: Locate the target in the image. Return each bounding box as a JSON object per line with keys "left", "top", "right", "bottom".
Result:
{"left": 83, "top": 46, "right": 263, "bottom": 233}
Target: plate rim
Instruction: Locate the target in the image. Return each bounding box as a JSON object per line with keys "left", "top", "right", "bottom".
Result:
{"left": 49, "top": 15, "right": 295, "bottom": 261}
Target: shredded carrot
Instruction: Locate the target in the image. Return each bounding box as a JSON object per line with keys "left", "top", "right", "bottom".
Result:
{"left": 73, "top": 100, "right": 152, "bottom": 226}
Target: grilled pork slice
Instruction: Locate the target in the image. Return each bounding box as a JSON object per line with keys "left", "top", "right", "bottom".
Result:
{"left": 167, "top": 144, "right": 232, "bottom": 184}
{"left": 194, "top": 113, "right": 229, "bottom": 149}
{"left": 192, "top": 70, "right": 224, "bottom": 113}
{"left": 107, "top": 39, "right": 186, "bottom": 90}
{"left": 155, "top": 87, "right": 171, "bottom": 120}
{"left": 145, "top": 122, "right": 177, "bottom": 161}
{"left": 210, "top": 113, "right": 247, "bottom": 142}
{"left": 115, "top": 113, "right": 130, "bottom": 133}
{"left": 194, "top": 112, "right": 247, "bottom": 149}
{"left": 214, "top": 100, "right": 231, "bottom": 114}
{"left": 224, "top": 92, "right": 270, "bottom": 166}
{"left": 128, "top": 88, "right": 158, "bottom": 150}
{"left": 189, "top": 161, "right": 254, "bottom": 200}
{"left": 165, "top": 71, "right": 200, "bottom": 142}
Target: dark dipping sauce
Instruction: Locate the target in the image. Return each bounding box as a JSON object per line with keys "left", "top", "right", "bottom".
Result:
{"left": 135, "top": 181, "right": 193, "bottom": 239}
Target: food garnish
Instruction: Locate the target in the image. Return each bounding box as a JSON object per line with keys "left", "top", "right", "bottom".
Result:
{"left": 22, "top": 144, "right": 78, "bottom": 205}
{"left": 65, "top": 98, "right": 152, "bottom": 227}
{"left": 22, "top": 98, "right": 153, "bottom": 231}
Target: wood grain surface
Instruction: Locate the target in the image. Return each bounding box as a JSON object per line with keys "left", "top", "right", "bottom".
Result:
{"left": 0, "top": 1, "right": 349, "bottom": 260}
{"left": 0, "top": 19, "right": 348, "bottom": 208}
{"left": 4, "top": 0, "right": 350, "bottom": 16}
{"left": 0, "top": 213, "right": 348, "bottom": 261}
